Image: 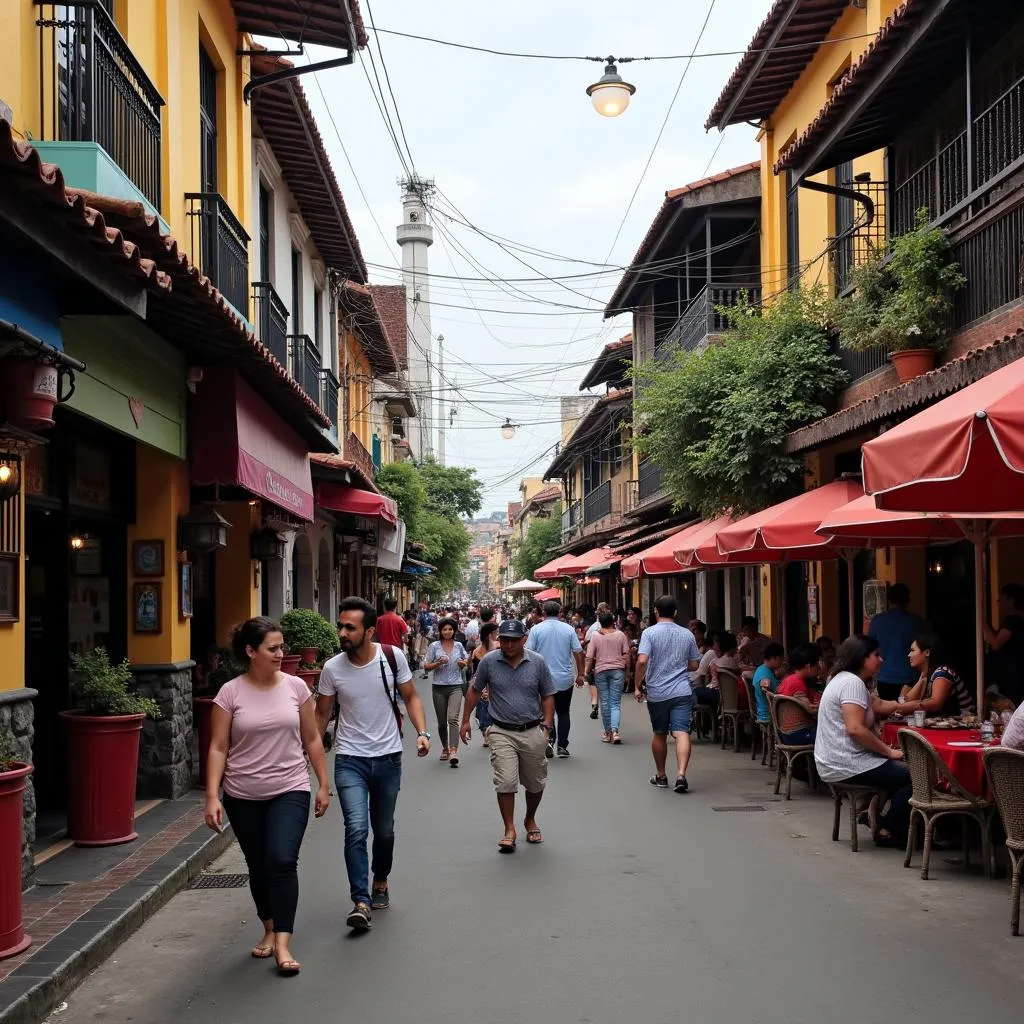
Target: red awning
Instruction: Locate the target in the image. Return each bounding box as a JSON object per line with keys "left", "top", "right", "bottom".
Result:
{"left": 862, "top": 357, "right": 1024, "bottom": 513}
{"left": 716, "top": 479, "right": 864, "bottom": 557}
{"left": 535, "top": 587, "right": 562, "bottom": 601}
{"left": 190, "top": 369, "right": 314, "bottom": 521}
{"left": 535, "top": 554, "right": 578, "bottom": 579}
{"left": 621, "top": 523, "right": 704, "bottom": 580}
{"left": 672, "top": 515, "right": 741, "bottom": 569}
{"left": 560, "top": 546, "right": 621, "bottom": 577}
{"left": 315, "top": 481, "right": 398, "bottom": 524}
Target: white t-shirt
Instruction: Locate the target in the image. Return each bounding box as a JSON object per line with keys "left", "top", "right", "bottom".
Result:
{"left": 318, "top": 643, "right": 412, "bottom": 757}
{"left": 465, "top": 619, "right": 480, "bottom": 641}
{"left": 585, "top": 620, "right": 601, "bottom": 643}
{"left": 813, "top": 671, "right": 887, "bottom": 783}
{"left": 695, "top": 648, "right": 716, "bottom": 685}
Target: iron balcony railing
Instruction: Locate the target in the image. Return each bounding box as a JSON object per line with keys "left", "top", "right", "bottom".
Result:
{"left": 829, "top": 334, "right": 889, "bottom": 384}
{"left": 637, "top": 460, "right": 664, "bottom": 504}
{"left": 252, "top": 282, "right": 289, "bottom": 367}
{"left": 36, "top": 1, "right": 164, "bottom": 209}
{"left": 319, "top": 367, "right": 340, "bottom": 434}
{"left": 583, "top": 479, "right": 612, "bottom": 526}
{"left": 829, "top": 177, "right": 888, "bottom": 295}
{"left": 950, "top": 201, "right": 1024, "bottom": 330}
{"left": 287, "top": 333, "right": 322, "bottom": 404}
{"left": 662, "top": 283, "right": 761, "bottom": 355}
{"left": 561, "top": 499, "right": 581, "bottom": 539}
{"left": 185, "top": 193, "right": 250, "bottom": 316}
{"left": 619, "top": 479, "right": 639, "bottom": 517}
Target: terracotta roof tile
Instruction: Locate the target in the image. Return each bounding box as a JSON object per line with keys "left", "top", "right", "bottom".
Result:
{"left": 231, "top": 0, "right": 367, "bottom": 51}
{"left": 368, "top": 284, "right": 408, "bottom": 370}
{"left": 310, "top": 451, "right": 378, "bottom": 492}
{"left": 341, "top": 280, "right": 399, "bottom": 375}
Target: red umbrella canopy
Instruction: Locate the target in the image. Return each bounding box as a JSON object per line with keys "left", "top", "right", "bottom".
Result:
{"left": 716, "top": 479, "right": 864, "bottom": 556}
{"left": 673, "top": 515, "right": 747, "bottom": 569}
{"left": 535, "top": 554, "right": 577, "bottom": 580}
{"left": 534, "top": 588, "right": 562, "bottom": 601}
{"left": 862, "top": 357, "right": 1024, "bottom": 513}
{"left": 560, "top": 546, "right": 621, "bottom": 576}
{"left": 620, "top": 523, "right": 702, "bottom": 581}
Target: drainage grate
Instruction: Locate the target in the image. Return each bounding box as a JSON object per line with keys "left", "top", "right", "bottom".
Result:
{"left": 711, "top": 805, "right": 765, "bottom": 812}
{"left": 189, "top": 873, "right": 250, "bottom": 889}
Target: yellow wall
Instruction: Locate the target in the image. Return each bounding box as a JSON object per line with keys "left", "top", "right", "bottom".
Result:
{"left": 215, "top": 501, "right": 259, "bottom": 645}
{"left": 342, "top": 333, "right": 374, "bottom": 451}
{"left": 0, "top": 477, "right": 26, "bottom": 692}
{"left": 128, "top": 447, "right": 190, "bottom": 663}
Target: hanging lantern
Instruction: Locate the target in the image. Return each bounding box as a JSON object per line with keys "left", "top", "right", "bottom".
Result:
{"left": 586, "top": 60, "right": 636, "bottom": 118}
{"left": 251, "top": 527, "right": 287, "bottom": 561}
{"left": 179, "top": 505, "right": 231, "bottom": 553}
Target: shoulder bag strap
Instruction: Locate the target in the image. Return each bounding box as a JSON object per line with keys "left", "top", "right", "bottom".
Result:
{"left": 379, "top": 645, "right": 404, "bottom": 738}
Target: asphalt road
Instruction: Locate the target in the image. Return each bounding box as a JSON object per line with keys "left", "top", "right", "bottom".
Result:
{"left": 51, "top": 676, "right": 1024, "bottom": 1024}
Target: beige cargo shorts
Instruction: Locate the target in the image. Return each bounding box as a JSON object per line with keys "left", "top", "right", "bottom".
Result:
{"left": 489, "top": 723, "right": 548, "bottom": 794}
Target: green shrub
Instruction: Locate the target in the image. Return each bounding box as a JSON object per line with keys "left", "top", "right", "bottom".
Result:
{"left": 70, "top": 648, "right": 160, "bottom": 718}
{"left": 280, "top": 608, "right": 339, "bottom": 662}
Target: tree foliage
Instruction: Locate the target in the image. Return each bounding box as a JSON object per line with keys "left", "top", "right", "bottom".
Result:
{"left": 418, "top": 458, "right": 483, "bottom": 519}
{"left": 633, "top": 287, "right": 846, "bottom": 519}
{"left": 374, "top": 462, "right": 428, "bottom": 538}
{"left": 513, "top": 504, "right": 562, "bottom": 582}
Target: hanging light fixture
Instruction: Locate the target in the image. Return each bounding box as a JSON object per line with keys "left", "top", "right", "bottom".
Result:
{"left": 0, "top": 455, "right": 21, "bottom": 502}
{"left": 587, "top": 58, "right": 636, "bottom": 118}
{"left": 500, "top": 418, "right": 518, "bottom": 440}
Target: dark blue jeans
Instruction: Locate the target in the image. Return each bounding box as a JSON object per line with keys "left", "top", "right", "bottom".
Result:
{"left": 335, "top": 753, "right": 402, "bottom": 906}
{"left": 222, "top": 790, "right": 310, "bottom": 934}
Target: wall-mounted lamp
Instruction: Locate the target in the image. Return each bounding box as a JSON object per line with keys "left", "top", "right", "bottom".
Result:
{"left": 179, "top": 505, "right": 231, "bottom": 552}
{"left": 251, "top": 528, "right": 287, "bottom": 561}
{"left": 0, "top": 455, "right": 21, "bottom": 502}
{"left": 70, "top": 534, "right": 86, "bottom": 551}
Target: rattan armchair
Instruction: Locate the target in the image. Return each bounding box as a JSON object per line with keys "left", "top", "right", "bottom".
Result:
{"left": 983, "top": 746, "right": 1024, "bottom": 934}
{"left": 900, "top": 729, "right": 994, "bottom": 880}
{"left": 766, "top": 692, "right": 817, "bottom": 800}
{"left": 743, "top": 674, "right": 774, "bottom": 765}
{"left": 716, "top": 668, "right": 748, "bottom": 752}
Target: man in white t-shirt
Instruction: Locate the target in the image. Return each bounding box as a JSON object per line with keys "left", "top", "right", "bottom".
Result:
{"left": 316, "top": 597, "right": 430, "bottom": 932}
{"left": 465, "top": 610, "right": 481, "bottom": 651}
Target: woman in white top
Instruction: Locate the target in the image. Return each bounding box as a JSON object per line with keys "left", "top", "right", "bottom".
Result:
{"left": 424, "top": 617, "right": 469, "bottom": 767}
{"left": 814, "top": 635, "right": 923, "bottom": 846}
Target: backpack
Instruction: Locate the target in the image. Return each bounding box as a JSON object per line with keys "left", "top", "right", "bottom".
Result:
{"left": 378, "top": 644, "right": 405, "bottom": 738}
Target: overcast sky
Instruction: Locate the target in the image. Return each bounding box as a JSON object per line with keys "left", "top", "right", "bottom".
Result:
{"left": 303, "top": 0, "right": 768, "bottom": 514}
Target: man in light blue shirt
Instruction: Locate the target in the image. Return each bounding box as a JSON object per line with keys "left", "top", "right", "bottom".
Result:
{"left": 526, "top": 600, "right": 584, "bottom": 757}
{"left": 635, "top": 595, "right": 700, "bottom": 793}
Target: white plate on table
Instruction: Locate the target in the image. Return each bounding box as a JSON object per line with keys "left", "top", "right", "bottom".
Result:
{"left": 947, "top": 741, "right": 984, "bottom": 748}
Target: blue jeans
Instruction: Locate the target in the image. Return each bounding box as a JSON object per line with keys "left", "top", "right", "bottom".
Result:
{"left": 335, "top": 753, "right": 402, "bottom": 907}
{"left": 595, "top": 669, "right": 625, "bottom": 732}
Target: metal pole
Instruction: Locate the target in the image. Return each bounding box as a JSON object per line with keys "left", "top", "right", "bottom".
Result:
{"left": 846, "top": 555, "right": 857, "bottom": 639}
{"left": 437, "top": 334, "right": 446, "bottom": 465}
{"left": 973, "top": 535, "right": 986, "bottom": 717}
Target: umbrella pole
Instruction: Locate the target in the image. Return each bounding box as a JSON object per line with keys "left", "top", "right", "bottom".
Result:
{"left": 973, "top": 535, "right": 986, "bottom": 717}
{"left": 846, "top": 556, "right": 857, "bottom": 639}
{"left": 779, "top": 565, "right": 788, "bottom": 651}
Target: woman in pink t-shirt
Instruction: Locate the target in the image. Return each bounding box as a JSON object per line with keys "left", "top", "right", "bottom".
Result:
{"left": 585, "top": 611, "right": 631, "bottom": 744}
{"left": 206, "top": 616, "right": 329, "bottom": 977}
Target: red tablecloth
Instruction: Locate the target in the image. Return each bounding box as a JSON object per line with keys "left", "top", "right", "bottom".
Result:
{"left": 880, "top": 724, "right": 995, "bottom": 796}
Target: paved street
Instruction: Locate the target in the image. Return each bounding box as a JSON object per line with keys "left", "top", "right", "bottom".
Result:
{"left": 51, "top": 677, "right": 1023, "bottom": 1024}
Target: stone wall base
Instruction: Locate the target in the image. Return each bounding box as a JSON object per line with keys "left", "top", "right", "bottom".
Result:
{"left": 0, "top": 688, "right": 38, "bottom": 886}
{"left": 131, "top": 663, "right": 195, "bottom": 800}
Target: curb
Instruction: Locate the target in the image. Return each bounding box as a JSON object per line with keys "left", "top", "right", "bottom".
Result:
{"left": 1, "top": 825, "right": 234, "bottom": 1024}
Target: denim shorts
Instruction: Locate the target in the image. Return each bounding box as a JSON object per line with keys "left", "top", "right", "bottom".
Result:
{"left": 647, "top": 695, "right": 694, "bottom": 736}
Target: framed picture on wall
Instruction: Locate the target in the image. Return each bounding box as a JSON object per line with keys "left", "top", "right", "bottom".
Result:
{"left": 133, "top": 582, "right": 162, "bottom": 634}
{"left": 180, "top": 562, "right": 193, "bottom": 619}
{"left": 133, "top": 540, "right": 165, "bottom": 577}
{"left": 0, "top": 554, "right": 18, "bottom": 623}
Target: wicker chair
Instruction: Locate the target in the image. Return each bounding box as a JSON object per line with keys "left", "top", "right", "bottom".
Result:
{"left": 716, "top": 669, "right": 748, "bottom": 752}
{"left": 692, "top": 700, "right": 717, "bottom": 741}
{"left": 766, "top": 692, "right": 816, "bottom": 800}
{"left": 900, "top": 729, "right": 994, "bottom": 880}
{"left": 983, "top": 747, "right": 1024, "bottom": 934}
{"left": 743, "top": 674, "right": 774, "bottom": 765}
{"left": 830, "top": 782, "right": 884, "bottom": 852}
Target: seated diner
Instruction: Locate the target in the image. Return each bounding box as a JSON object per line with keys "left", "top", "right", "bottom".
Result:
{"left": 899, "top": 632, "right": 974, "bottom": 717}
{"left": 711, "top": 631, "right": 747, "bottom": 711}
{"left": 775, "top": 643, "right": 821, "bottom": 745}
{"left": 752, "top": 642, "right": 785, "bottom": 725}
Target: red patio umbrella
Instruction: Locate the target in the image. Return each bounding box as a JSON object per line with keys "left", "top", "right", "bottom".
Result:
{"left": 535, "top": 554, "right": 577, "bottom": 580}
{"left": 817, "top": 493, "right": 1024, "bottom": 712}
{"left": 620, "top": 522, "right": 702, "bottom": 581}
{"left": 862, "top": 356, "right": 1024, "bottom": 513}
{"left": 534, "top": 587, "right": 563, "bottom": 602}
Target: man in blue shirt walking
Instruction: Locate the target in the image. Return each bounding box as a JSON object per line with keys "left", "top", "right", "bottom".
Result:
{"left": 526, "top": 600, "right": 584, "bottom": 757}
{"left": 868, "top": 583, "right": 926, "bottom": 701}
{"left": 635, "top": 596, "right": 700, "bottom": 792}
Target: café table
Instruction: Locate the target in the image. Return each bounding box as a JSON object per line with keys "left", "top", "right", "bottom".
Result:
{"left": 880, "top": 722, "right": 995, "bottom": 797}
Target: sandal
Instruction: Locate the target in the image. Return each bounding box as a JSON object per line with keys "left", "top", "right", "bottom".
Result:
{"left": 497, "top": 835, "right": 517, "bottom": 854}
{"left": 251, "top": 944, "right": 275, "bottom": 959}
{"left": 439, "top": 749, "right": 450, "bottom": 762}
{"left": 525, "top": 828, "right": 544, "bottom": 845}
{"left": 275, "top": 956, "right": 301, "bottom": 976}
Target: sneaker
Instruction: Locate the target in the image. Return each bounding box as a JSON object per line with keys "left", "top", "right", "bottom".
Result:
{"left": 545, "top": 740, "right": 555, "bottom": 759}
{"left": 370, "top": 885, "right": 390, "bottom": 910}
{"left": 649, "top": 775, "right": 669, "bottom": 788}
{"left": 589, "top": 705, "right": 598, "bottom": 720}
{"left": 556, "top": 746, "right": 570, "bottom": 758}
{"left": 346, "top": 903, "right": 372, "bottom": 930}
{"left": 674, "top": 775, "right": 689, "bottom": 794}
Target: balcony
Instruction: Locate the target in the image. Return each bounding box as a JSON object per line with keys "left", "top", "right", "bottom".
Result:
{"left": 829, "top": 334, "right": 890, "bottom": 384}
{"left": 35, "top": 2, "right": 164, "bottom": 211}
{"left": 346, "top": 432, "right": 376, "bottom": 483}
{"left": 252, "top": 282, "right": 289, "bottom": 367}
{"left": 561, "top": 499, "right": 581, "bottom": 539}
{"left": 583, "top": 480, "right": 612, "bottom": 526}
{"left": 660, "top": 283, "right": 761, "bottom": 356}
{"left": 287, "top": 333, "right": 321, "bottom": 404}
{"left": 185, "top": 193, "right": 250, "bottom": 317}
{"left": 319, "top": 367, "right": 340, "bottom": 435}
{"left": 829, "top": 177, "right": 887, "bottom": 296}
{"left": 618, "top": 479, "right": 639, "bottom": 518}
{"left": 637, "top": 460, "right": 665, "bottom": 504}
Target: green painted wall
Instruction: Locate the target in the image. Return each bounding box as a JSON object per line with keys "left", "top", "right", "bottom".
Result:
{"left": 60, "top": 316, "right": 187, "bottom": 458}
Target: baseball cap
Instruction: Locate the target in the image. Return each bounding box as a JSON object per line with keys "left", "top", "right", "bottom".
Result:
{"left": 497, "top": 619, "right": 527, "bottom": 639}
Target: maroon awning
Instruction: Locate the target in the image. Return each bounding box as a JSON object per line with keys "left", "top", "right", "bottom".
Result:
{"left": 191, "top": 368, "right": 314, "bottom": 521}
{"left": 315, "top": 480, "right": 398, "bottom": 524}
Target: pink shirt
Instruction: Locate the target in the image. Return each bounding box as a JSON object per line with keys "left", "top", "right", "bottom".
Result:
{"left": 586, "top": 629, "right": 630, "bottom": 674}
{"left": 213, "top": 674, "right": 312, "bottom": 800}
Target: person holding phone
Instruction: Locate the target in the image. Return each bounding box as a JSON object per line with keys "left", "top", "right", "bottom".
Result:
{"left": 424, "top": 617, "right": 469, "bottom": 766}
{"left": 205, "top": 616, "right": 330, "bottom": 977}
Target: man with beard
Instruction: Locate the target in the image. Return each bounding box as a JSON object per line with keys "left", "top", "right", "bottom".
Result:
{"left": 316, "top": 597, "right": 430, "bottom": 931}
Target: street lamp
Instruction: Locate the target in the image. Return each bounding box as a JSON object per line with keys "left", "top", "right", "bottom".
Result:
{"left": 500, "top": 418, "right": 518, "bottom": 440}
{"left": 586, "top": 59, "right": 636, "bottom": 118}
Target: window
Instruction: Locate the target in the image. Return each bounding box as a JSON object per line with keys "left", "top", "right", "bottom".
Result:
{"left": 199, "top": 45, "right": 218, "bottom": 194}
{"left": 607, "top": 428, "right": 622, "bottom": 476}
{"left": 314, "top": 287, "right": 323, "bottom": 347}
{"left": 258, "top": 183, "right": 272, "bottom": 283}
{"left": 290, "top": 247, "right": 302, "bottom": 332}
{"left": 785, "top": 169, "right": 800, "bottom": 288}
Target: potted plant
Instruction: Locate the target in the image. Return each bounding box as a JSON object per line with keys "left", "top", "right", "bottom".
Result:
{"left": 61, "top": 648, "right": 159, "bottom": 847}
{"left": 830, "top": 211, "right": 966, "bottom": 383}
{"left": 0, "top": 727, "right": 32, "bottom": 959}
{"left": 280, "top": 609, "right": 339, "bottom": 671}
{"left": 296, "top": 659, "right": 321, "bottom": 692}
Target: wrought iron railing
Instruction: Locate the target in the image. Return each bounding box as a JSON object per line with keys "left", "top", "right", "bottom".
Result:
{"left": 829, "top": 177, "right": 888, "bottom": 295}
{"left": 662, "top": 283, "right": 761, "bottom": 354}
{"left": 829, "top": 334, "right": 889, "bottom": 383}
{"left": 561, "top": 499, "right": 581, "bottom": 539}
{"left": 252, "top": 282, "right": 288, "bottom": 367}
{"left": 583, "top": 480, "right": 612, "bottom": 526}
{"left": 950, "top": 201, "right": 1024, "bottom": 329}
{"left": 637, "top": 460, "right": 664, "bottom": 503}
{"left": 346, "top": 432, "right": 376, "bottom": 482}
{"left": 287, "top": 333, "right": 321, "bottom": 403}
{"left": 318, "top": 367, "right": 340, "bottom": 434}
{"left": 185, "top": 193, "right": 250, "bottom": 316}
{"left": 35, "top": 2, "right": 164, "bottom": 209}
{"left": 619, "top": 479, "right": 638, "bottom": 517}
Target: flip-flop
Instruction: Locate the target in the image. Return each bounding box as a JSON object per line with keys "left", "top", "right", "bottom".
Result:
{"left": 251, "top": 945, "right": 274, "bottom": 959}
{"left": 497, "top": 836, "right": 517, "bottom": 853}
{"left": 275, "top": 958, "right": 301, "bottom": 976}
{"left": 525, "top": 828, "right": 544, "bottom": 844}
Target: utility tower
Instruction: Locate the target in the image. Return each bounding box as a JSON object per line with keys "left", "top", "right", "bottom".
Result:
{"left": 397, "top": 175, "right": 435, "bottom": 460}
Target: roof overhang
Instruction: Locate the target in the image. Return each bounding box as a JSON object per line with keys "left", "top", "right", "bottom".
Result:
{"left": 340, "top": 281, "right": 399, "bottom": 375}
{"left": 544, "top": 391, "right": 632, "bottom": 479}
{"left": 232, "top": 0, "right": 367, "bottom": 50}
{"left": 579, "top": 336, "right": 632, "bottom": 390}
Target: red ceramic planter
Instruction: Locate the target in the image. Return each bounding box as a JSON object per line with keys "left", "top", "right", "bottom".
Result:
{"left": 61, "top": 712, "right": 144, "bottom": 847}
{"left": 890, "top": 347, "right": 937, "bottom": 383}
{"left": 193, "top": 697, "right": 215, "bottom": 787}
{"left": 0, "top": 762, "right": 32, "bottom": 960}
{"left": 281, "top": 655, "right": 301, "bottom": 675}
{"left": 299, "top": 647, "right": 319, "bottom": 665}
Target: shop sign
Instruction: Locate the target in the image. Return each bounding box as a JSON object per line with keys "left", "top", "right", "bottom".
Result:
{"left": 23, "top": 446, "right": 47, "bottom": 498}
